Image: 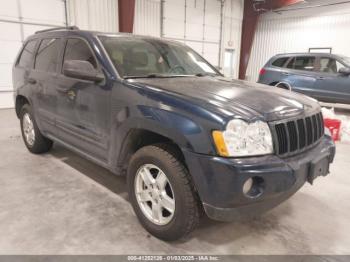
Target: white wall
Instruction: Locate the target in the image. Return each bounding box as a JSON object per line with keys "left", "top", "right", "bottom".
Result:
{"left": 221, "top": 0, "right": 243, "bottom": 78}
{"left": 0, "top": 0, "right": 66, "bottom": 109}
{"left": 161, "top": 0, "right": 222, "bottom": 66}
{"left": 247, "top": 1, "right": 350, "bottom": 82}
{"left": 134, "top": 0, "right": 161, "bottom": 37}
{"left": 67, "top": 0, "right": 118, "bottom": 32}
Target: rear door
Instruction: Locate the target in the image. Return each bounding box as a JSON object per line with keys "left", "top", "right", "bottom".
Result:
{"left": 314, "top": 57, "right": 350, "bottom": 104}
{"left": 285, "top": 55, "right": 318, "bottom": 97}
{"left": 13, "top": 39, "right": 38, "bottom": 101}
{"left": 55, "top": 37, "right": 111, "bottom": 162}
{"left": 30, "top": 38, "right": 62, "bottom": 135}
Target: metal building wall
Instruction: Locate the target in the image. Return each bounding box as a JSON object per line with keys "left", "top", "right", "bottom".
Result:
{"left": 134, "top": 0, "right": 161, "bottom": 37}
{"left": 67, "top": 0, "right": 118, "bottom": 32}
{"left": 221, "top": 0, "right": 243, "bottom": 78}
{"left": 246, "top": 2, "right": 350, "bottom": 82}
{"left": 0, "top": 0, "right": 66, "bottom": 109}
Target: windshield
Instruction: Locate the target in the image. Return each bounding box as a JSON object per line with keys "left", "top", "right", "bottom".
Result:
{"left": 99, "top": 35, "right": 220, "bottom": 78}
{"left": 338, "top": 55, "right": 350, "bottom": 66}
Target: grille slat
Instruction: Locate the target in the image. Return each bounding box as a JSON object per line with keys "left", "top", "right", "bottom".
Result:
{"left": 287, "top": 121, "right": 298, "bottom": 152}
{"left": 272, "top": 112, "right": 324, "bottom": 156}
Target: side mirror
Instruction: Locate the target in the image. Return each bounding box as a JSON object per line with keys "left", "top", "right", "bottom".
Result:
{"left": 338, "top": 67, "right": 350, "bottom": 76}
{"left": 63, "top": 60, "right": 104, "bottom": 82}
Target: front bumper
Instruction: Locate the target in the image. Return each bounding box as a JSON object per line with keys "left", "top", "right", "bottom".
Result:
{"left": 182, "top": 135, "right": 335, "bottom": 221}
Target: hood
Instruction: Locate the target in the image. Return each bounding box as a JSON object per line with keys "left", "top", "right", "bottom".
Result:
{"left": 128, "top": 76, "right": 320, "bottom": 122}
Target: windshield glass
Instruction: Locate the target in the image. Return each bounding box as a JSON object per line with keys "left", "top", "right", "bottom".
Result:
{"left": 339, "top": 55, "right": 350, "bottom": 66}
{"left": 99, "top": 35, "right": 219, "bottom": 78}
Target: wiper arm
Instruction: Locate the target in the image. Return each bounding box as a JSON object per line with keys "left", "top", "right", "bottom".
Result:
{"left": 195, "top": 72, "right": 218, "bottom": 77}
{"left": 125, "top": 74, "right": 192, "bottom": 79}
{"left": 124, "top": 74, "right": 165, "bottom": 79}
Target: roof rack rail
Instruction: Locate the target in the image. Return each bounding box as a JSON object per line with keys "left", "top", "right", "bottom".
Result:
{"left": 35, "top": 26, "right": 79, "bottom": 34}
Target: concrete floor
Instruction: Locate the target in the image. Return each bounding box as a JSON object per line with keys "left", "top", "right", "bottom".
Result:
{"left": 0, "top": 108, "right": 350, "bottom": 255}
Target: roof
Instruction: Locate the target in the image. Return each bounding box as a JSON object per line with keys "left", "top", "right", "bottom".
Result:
{"left": 29, "top": 26, "right": 181, "bottom": 45}
{"left": 274, "top": 52, "right": 338, "bottom": 57}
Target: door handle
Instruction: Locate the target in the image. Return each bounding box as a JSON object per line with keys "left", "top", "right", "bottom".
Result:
{"left": 282, "top": 72, "right": 290, "bottom": 76}
{"left": 28, "top": 78, "right": 37, "bottom": 84}
{"left": 317, "top": 77, "right": 326, "bottom": 80}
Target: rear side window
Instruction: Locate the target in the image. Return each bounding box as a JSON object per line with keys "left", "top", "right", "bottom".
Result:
{"left": 63, "top": 38, "right": 97, "bottom": 68}
{"left": 35, "top": 38, "right": 60, "bottom": 72}
{"left": 287, "top": 56, "right": 315, "bottom": 71}
{"left": 272, "top": 57, "right": 289, "bottom": 68}
{"left": 17, "top": 40, "right": 37, "bottom": 68}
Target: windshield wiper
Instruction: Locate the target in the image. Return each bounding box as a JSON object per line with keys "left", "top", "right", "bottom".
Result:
{"left": 195, "top": 72, "right": 218, "bottom": 77}
{"left": 124, "top": 74, "right": 192, "bottom": 79}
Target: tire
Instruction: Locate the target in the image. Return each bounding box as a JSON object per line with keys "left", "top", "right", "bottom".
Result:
{"left": 276, "top": 83, "right": 290, "bottom": 90}
{"left": 20, "top": 104, "right": 53, "bottom": 154}
{"left": 127, "top": 144, "right": 200, "bottom": 241}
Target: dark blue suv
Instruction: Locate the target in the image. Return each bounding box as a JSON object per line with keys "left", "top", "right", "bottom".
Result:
{"left": 13, "top": 27, "right": 335, "bottom": 241}
{"left": 258, "top": 53, "right": 350, "bottom": 104}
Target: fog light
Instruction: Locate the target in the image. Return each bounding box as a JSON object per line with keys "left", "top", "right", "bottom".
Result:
{"left": 242, "top": 176, "right": 265, "bottom": 198}
{"left": 243, "top": 178, "right": 253, "bottom": 195}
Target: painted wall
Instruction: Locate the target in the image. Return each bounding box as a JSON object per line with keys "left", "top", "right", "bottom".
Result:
{"left": 67, "top": 0, "right": 119, "bottom": 32}
{"left": 134, "top": 0, "right": 161, "bottom": 37}
{"left": 246, "top": 1, "right": 350, "bottom": 82}
{"left": 221, "top": 0, "right": 243, "bottom": 78}
{"left": 0, "top": 0, "right": 66, "bottom": 109}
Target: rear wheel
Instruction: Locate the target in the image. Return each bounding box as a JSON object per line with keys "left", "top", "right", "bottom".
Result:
{"left": 275, "top": 82, "right": 291, "bottom": 90}
{"left": 127, "top": 144, "right": 200, "bottom": 241}
{"left": 20, "top": 104, "right": 53, "bottom": 154}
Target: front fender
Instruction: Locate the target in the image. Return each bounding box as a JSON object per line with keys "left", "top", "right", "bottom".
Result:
{"left": 109, "top": 105, "right": 219, "bottom": 173}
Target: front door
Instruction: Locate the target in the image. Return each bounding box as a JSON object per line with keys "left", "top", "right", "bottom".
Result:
{"left": 314, "top": 57, "right": 350, "bottom": 104}
{"left": 55, "top": 37, "right": 111, "bottom": 162}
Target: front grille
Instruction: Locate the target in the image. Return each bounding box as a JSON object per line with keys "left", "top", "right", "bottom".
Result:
{"left": 270, "top": 112, "right": 324, "bottom": 156}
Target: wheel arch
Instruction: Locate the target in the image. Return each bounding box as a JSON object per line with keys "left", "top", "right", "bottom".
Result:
{"left": 117, "top": 128, "right": 187, "bottom": 173}
{"left": 15, "top": 95, "right": 30, "bottom": 118}
{"left": 274, "top": 81, "right": 292, "bottom": 91}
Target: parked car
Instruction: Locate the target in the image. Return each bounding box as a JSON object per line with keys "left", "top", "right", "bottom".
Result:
{"left": 13, "top": 27, "right": 335, "bottom": 241}
{"left": 258, "top": 53, "right": 350, "bottom": 104}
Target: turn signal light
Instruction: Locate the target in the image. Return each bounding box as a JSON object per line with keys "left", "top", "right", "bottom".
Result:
{"left": 212, "top": 131, "right": 229, "bottom": 157}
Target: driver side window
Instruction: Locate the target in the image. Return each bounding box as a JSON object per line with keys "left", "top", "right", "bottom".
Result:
{"left": 63, "top": 38, "right": 97, "bottom": 69}
{"left": 319, "top": 57, "right": 344, "bottom": 74}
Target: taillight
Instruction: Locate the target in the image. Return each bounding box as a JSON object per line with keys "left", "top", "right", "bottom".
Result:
{"left": 259, "top": 68, "right": 266, "bottom": 75}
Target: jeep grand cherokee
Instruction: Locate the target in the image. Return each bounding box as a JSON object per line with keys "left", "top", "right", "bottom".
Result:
{"left": 13, "top": 27, "right": 335, "bottom": 241}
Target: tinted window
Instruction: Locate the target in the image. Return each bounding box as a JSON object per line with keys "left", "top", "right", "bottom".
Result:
{"left": 287, "top": 56, "right": 315, "bottom": 71}
{"left": 272, "top": 57, "right": 289, "bottom": 68}
{"left": 99, "top": 36, "right": 219, "bottom": 78}
{"left": 63, "top": 38, "right": 97, "bottom": 68}
{"left": 319, "top": 57, "right": 344, "bottom": 74}
{"left": 18, "top": 40, "right": 37, "bottom": 68}
{"left": 35, "top": 38, "right": 60, "bottom": 72}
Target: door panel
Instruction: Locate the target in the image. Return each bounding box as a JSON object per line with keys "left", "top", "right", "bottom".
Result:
{"left": 55, "top": 38, "right": 111, "bottom": 161}
{"left": 32, "top": 38, "right": 62, "bottom": 135}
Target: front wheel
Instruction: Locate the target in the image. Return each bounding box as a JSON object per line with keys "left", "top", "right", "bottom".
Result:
{"left": 20, "top": 104, "right": 53, "bottom": 154}
{"left": 127, "top": 144, "right": 201, "bottom": 241}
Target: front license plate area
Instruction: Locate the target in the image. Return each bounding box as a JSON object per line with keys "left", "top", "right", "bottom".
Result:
{"left": 308, "top": 155, "right": 330, "bottom": 184}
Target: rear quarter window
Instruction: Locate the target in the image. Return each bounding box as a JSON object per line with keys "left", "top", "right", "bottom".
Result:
{"left": 17, "top": 40, "right": 37, "bottom": 68}
{"left": 272, "top": 57, "right": 289, "bottom": 67}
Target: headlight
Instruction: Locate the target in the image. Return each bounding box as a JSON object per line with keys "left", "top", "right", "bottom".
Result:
{"left": 212, "top": 119, "right": 274, "bottom": 157}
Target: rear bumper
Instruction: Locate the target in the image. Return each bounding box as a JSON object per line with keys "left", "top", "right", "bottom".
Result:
{"left": 182, "top": 135, "right": 335, "bottom": 221}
